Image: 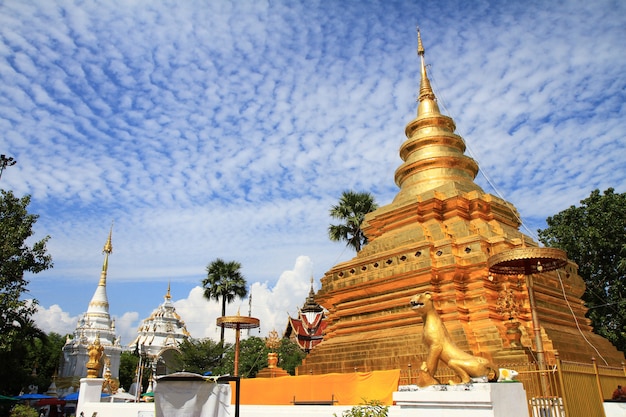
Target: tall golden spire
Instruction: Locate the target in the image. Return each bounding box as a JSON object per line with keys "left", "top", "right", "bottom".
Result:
{"left": 392, "top": 29, "right": 481, "bottom": 203}
{"left": 416, "top": 28, "right": 437, "bottom": 107}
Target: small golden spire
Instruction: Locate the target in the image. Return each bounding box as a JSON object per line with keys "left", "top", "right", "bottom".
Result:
{"left": 165, "top": 281, "right": 171, "bottom": 300}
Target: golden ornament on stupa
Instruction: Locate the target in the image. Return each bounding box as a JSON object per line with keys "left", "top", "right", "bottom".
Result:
{"left": 257, "top": 329, "right": 289, "bottom": 378}
{"left": 265, "top": 329, "right": 281, "bottom": 351}
{"left": 488, "top": 245, "right": 568, "bottom": 396}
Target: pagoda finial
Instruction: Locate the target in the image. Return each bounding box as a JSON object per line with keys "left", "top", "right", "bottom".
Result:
{"left": 416, "top": 27, "right": 437, "bottom": 105}
{"left": 103, "top": 221, "right": 113, "bottom": 255}
{"left": 417, "top": 26, "right": 425, "bottom": 56}
{"left": 302, "top": 279, "right": 323, "bottom": 313}
{"left": 165, "top": 281, "right": 171, "bottom": 300}
{"left": 99, "top": 223, "right": 114, "bottom": 287}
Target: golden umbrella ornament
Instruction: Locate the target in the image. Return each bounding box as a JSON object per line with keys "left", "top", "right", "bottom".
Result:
{"left": 488, "top": 246, "right": 568, "bottom": 396}
{"left": 217, "top": 314, "right": 260, "bottom": 377}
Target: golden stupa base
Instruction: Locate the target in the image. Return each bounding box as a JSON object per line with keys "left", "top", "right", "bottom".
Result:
{"left": 256, "top": 366, "right": 290, "bottom": 378}
{"left": 257, "top": 352, "right": 289, "bottom": 378}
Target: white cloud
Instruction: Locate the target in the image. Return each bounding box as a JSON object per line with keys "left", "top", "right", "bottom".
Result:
{"left": 115, "top": 311, "right": 140, "bottom": 346}
{"left": 33, "top": 304, "right": 78, "bottom": 336}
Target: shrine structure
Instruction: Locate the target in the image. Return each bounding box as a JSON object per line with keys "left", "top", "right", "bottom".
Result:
{"left": 284, "top": 279, "right": 328, "bottom": 352}
{"left": 57, "top": 227, "right": 122, "bottom": 394}
{"left": 129, "top": 283, "right": 191, "bottom": 376}
{"left": 297, "top": 31, "right": 624, "bottom": 375}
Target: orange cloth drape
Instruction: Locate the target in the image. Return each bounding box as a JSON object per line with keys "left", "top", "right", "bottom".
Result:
{"left": 229, "top": 369, "right": 400, "bottom": 405}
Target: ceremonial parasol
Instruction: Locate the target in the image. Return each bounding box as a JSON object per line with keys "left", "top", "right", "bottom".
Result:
{"left": 488, "top": 245, "right": 568, "bottom": 396}
{"left": 217, "top": 314, "right": 260, "bottom": 376}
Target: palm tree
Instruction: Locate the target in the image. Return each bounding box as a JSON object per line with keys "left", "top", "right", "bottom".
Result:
{"left": 202, "top": 258, "right": 248, "bottom": 345}
{"left": 328, "top": 190, "right": 378, "bottom": 252}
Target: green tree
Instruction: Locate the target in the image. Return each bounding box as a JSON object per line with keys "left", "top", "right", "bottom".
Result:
{"left": 216, "top": 336, "right": 306, "bottom": 377}
{"left": 277, "top": 338, "right": 306, "bottom": 375}
{"left": 202, "top": 259, "right": 248, "bottom": 345}
{"left": 9, "top": 404, "right": 37, "bottom": 417}
{"left": 28, "top": 332, "right": 66, "bottom": 394}
{"left": 119, "top": 351, "right": 139, "bottom": 392}
{"left": 0, "top": 190, "right": 52, "bottom": 396}
{"left": 328, "top": 190, "right": 378, "bottom": 252}
{"left": 538, "top": 188, "right": 626, "bottom": 352}
{"left": 334, "top": 399, "right": 389, "bottom": 417}
{"left": 174, "top": 338, "right": 228, "bottom": 375}
{"left": 0, "top": 318, "right": 47, "bottom": 397}
{"left": 218, "top": 336, "right": 268, "bottom": 378}
{"left": 0, "top": 191, "right": 52, "bottom": 350}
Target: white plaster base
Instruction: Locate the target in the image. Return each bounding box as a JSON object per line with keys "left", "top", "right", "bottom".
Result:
{"left": 76, "top": 378, "right": 154, "bottom": 417}
{"left": 77, "top": 377, "right": 106, "bottom": 405}
{"left": 390, "top": 382, "right": 529, "bottom": 417}
{"left": 604, "top": 401, "right": 626, "bottom": 417}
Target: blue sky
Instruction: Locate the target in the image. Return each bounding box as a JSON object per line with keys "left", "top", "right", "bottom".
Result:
{"left": 1, "top": 0, "right": 625, "bottom": 346}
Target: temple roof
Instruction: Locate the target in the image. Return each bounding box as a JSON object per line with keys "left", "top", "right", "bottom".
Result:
{"left": 129, "top": 283, "right": 190, "bottom": 357}
{"left": 301, "top": 278, "right": 323, "bottom": 313}
{"left": 284, "top": 278, "right": 327, "bottom": 352}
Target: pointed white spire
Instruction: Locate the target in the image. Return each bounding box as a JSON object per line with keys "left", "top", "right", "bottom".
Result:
{"left": 86, "top": 225, "right": 114, "bottom": 331}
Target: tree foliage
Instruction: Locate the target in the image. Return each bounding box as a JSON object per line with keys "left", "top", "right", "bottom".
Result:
{"left": 0, "top": 330, "right": 67, "bottom": 404}
{"left": 29, "top": 332, "right": 66, "bottom": 393}
{"left": 119, "top": 351, "right": 140, "bottom": 392}
{"left": 173, "top": 336, "right": 306, "bottom": 378}
{"left": 329, "top": 190, "right": 378, "bottom": 252}
{"left": 218, "top": 336, "right": 306, "bottom": 377}
{"left": 0, "top": 324, "right": 46, "bottom": 399}
{"left": 334, "top": 399, "right": 389, "bottom": 417}
{"left": 9, "top": 404, "right": 38, "bottom": 417}
{"left": 0, "top": 190, "right": 52, "bottom": 396}
{"left": 174, "top": 338, "right": 229, "bottom": 376}
{"left": 538, "top": 188, "right": 626, "bottom": 352}
{"left": 276, "top": 337, "right": 306, "bottom": 375}
{"left": 0, "top": 191, "right": 52, "bottom": 352}
{"left": 201, "top": 258, "right": 248, "bottom": 344}
{"left": 218, "top": 336, "right": 268, "bottom": 378}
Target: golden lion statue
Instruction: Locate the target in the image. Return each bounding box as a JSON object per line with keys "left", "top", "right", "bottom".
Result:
{"left": 410, "top": 292, "right": 496, "bottom": 386}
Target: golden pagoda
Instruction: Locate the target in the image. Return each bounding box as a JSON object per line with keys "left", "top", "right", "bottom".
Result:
{"left": 297, "top": 30, "right": 624, "bottom": 375}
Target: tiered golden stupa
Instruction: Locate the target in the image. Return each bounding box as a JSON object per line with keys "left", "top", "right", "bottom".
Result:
{"left": 298, "top": 31, "right": 624, "bottom": 375}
